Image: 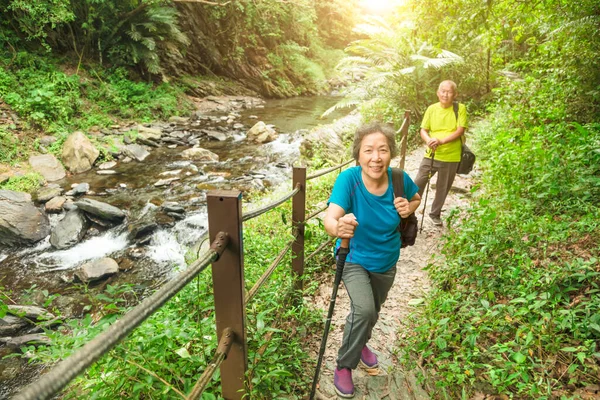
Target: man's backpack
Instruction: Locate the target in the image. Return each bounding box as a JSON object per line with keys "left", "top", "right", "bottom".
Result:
{"left": 453, "top": 102, "right": 475, "bottom": 175}
{"left": 391, "top": 168, "right": 418, "bottom": 248}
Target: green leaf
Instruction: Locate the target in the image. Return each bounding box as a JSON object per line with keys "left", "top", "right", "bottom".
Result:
{"left": 408, "top": 298, "right": 424, "bottom": 306}
{"left": 175, "top": 347, "right": 191, "bottom": 359}
{"left": 512, "top": 352, "right": 526, "bottom": 364}
{"left": 560, "top": 347, "right": 578, "bottom": 352}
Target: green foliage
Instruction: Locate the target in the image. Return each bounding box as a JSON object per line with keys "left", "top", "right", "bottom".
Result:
{"left": 1, "top": 0, "right": 188, "bottom": 76}
{"left": 0, "top": 126, "right": 23, "bottom": 164}
{"left": 0, "top": 55, "right": 193, "bottom": 132}
{"left": 402, "top": 76, "right": 600, "bottom": 398}
{"left": 0, "top": 172, "right": 45, "bottom": 192}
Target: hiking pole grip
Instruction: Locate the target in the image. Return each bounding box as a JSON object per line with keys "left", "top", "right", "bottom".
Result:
{"left": 309, "top": 238, "right": 350, "bottom": 399}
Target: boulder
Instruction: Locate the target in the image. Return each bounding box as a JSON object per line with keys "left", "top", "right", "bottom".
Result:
{"left": 136, "top": 125, "right": 162, "bottom": 141}
{"left": 35, "top": 185, "right": 63, "bottom": 203}
{"left": 45, "top": 196, "right": 66, "bottom": 213}
{"left": 28, "top": 154, "right": 66, "bottom": 182}
{"left": 181, "top": 148, "right": 219, "bottom": 162}
{"left": 74, "top": 198, "right": 126, "bottom": 222}
{"left": 124, "top": 144, "right": 150, "bottom": 162}
{"left": 61, "top": 131, "right": 100, "bottom": 174}
{"left": 0, "top": 190, "right": 50, "bottom": 246}
{"left": 7, "top": 305, "right": 55, "bottom": 321}
{"left": 247, "top": 121, "right": 277, "bottom": 144}
{"left": 49, "top": 209, "right": 89, "bottom": 249}
{"left": 75, "top": 257, "right": 119, "bottom": 282}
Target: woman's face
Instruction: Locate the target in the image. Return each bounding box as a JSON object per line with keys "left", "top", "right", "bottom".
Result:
{"left": 358, "top": 132, "right": 391, "bottom": 182}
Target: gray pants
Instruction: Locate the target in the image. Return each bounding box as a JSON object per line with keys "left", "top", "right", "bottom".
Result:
{"left": 337, "top": 262, "right": 397, "bottom": 369}
{"left": 414, "top": 157, "right": 459, "bottom": 218}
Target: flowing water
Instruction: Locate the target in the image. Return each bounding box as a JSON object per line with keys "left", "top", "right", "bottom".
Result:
{"left": 0, "top": 95, "right": 348, "bottom": 398}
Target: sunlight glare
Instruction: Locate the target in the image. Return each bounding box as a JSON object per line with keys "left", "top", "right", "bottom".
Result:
{"left": 359, "top": 0, "right": 405, "bottom": 14}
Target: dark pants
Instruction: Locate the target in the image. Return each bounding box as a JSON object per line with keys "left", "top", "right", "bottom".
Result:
{"left": 336, "top": 262, "right": 396, "bottom": 369}
{"left": 414, "top": 157, "right": 459, "bottom": 218}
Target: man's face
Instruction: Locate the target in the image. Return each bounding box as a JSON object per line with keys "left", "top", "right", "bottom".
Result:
{"left": 437, "top": 83, "right": 456, "bottom": 108}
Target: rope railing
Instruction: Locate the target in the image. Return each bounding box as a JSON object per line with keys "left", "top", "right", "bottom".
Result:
{"left": 306, "top": 159, "right": 353, "bottom": 181}
{"left": 245, "top": 237, "right": 296, "bottom": 305}
{"left": 13, "top": 233, "right": 230, "bottom": 400}
{"left": 305, "top": 237, "right": 334, "bottom": 263}
{"left": 187, "top": 327, "right": 235, "bottom": 400}
{"left": 304, "top": 204, "right": 327, "bottom": 223}
{"left": 242, "top": 183, "right": 301, "bottom": 222}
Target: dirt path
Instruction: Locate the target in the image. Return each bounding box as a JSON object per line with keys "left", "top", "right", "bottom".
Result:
{"left": 310, "top": 146, "right": 474, "bottom": 399}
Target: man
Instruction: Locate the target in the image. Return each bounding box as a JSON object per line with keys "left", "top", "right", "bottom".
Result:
{"left": 414, "top": 80, "right": 468, "bottom": 226}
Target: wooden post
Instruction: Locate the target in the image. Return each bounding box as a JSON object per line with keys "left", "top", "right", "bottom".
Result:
{"left": 292, "top": 166, "right": 306, "bottom": 295}
{"left": 207, "top": 190, "right": 247, "bottom": 399}
{"left": 399, "top": 110, "right": 411, "bottom": 170}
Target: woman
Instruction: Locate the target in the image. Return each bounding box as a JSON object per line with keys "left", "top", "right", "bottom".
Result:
{"left": 324, "top": 122, "right": 421, "bottom": 398}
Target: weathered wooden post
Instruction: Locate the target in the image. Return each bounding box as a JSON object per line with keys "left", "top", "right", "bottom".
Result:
{"left": 292, "top": 166, "right": 307, "bottom": 295}
{"left": 207, "top": 190, "right": 247, "bottom": 399}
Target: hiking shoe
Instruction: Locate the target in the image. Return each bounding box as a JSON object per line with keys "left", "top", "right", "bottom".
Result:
{"left": 429, "top": 214, "right": 443, "bottom": 226}
{"left": 360, "top": 345, "right": 379, "bottom": 369}
{"left": 334, "top": 367, "right": 355, "bottom": 398}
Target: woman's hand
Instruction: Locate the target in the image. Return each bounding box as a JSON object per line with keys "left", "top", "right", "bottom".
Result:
{"left": 427, "top": 137, "right": 441, "bottom": 150}
{"left": 394, "top": 197, "right": 412, "bottom": 218}
{"left": 336, "top": 213, "right": 358, "bottom": 239}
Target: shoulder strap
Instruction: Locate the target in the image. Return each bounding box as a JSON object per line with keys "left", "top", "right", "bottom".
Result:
{"left": 391, "top": 168, "right": 405, "bottom": 199}
{"left": 453, "top": 101, "right": 459, "bottom": 121}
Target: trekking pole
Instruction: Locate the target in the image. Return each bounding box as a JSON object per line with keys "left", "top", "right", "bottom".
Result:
{"left": 309, "top": 238, "right": 350, "bottom": 400}
{"left": 419, "top": 151, "right": 435, "bottom": 233}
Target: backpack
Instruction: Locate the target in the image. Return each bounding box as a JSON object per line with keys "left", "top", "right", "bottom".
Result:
{"left": 391, "top": 168, "right": 418, "bottom": 248}
{"left": 453, "top": 102, "right": 476, "bottom": 175}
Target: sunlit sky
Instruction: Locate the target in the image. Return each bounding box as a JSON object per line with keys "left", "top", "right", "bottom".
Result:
{"left": 358, "top": 0, "right": 405, "bottom": 15}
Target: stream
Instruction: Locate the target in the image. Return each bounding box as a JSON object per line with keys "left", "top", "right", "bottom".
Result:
{"left": 0, "top": 95, "right": 349, "bottom": 398}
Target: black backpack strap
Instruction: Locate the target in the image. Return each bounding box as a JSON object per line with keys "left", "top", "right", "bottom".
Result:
{"left": 453, "top": 101, "right": 459, "bottom": 123}
{"left": 391, "top": 168, "right": 405, "bottom": 199}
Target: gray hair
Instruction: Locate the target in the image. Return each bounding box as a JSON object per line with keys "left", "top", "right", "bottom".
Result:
{"left": 352, "top": 122, "right": 398, "bottom": 161}
{"left": 438, "top": 80, "right": 457, "bottom": 92}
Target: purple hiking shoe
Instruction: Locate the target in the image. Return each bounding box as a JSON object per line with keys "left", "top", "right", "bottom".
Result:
{"left": 334, "top": 367, "right": 355, "bottom": 398}
{"left": 360, "top": 345, "right": 379, "bottom": 369}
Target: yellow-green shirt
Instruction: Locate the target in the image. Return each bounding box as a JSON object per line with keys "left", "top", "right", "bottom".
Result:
{"left": 421, "top": 102, "right": 468, "bottom": 162}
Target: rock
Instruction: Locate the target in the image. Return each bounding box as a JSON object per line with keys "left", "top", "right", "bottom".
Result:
{"left": 75, "top": 257, "right": 119, "bottom": 283}
{"left": 72, "top": 182, "right": 90, "bottom": 196}
{"left": 74, "top": 198, "right": 126, "bottom": 222}
{"left": 45, "top": 196, "right": 66, "bottom": 213}
{"left": 49, "top": 209, "right": 89, "bottom": 249}
{"left": 124, "top": 144, "right": 150, "bottom": 162}
{"left": 136, "top": 125, "right": 162, "bottom": 141}
{"left": 39, "top": 136, "right": 57, "bottom": 147}
{"left": 35, "top": 186, "right": 63, "bottom": 203}
{"left": 205, "top": 130, "right": 227, "bottom": 141}
{"left": 0, "top": 315, "right": 29, "bottom": 336}
{"left": 0, "top": 333, "right": 50, "bottom": 348}
{"left": 0, "top": 190, "right": 50, "bottom": 246}
{"left": 7, "top": 305, "right": 54, "bottom": 321}
{"left": 154, "top": 178, "right": 180, "bottom": 187}
{"left": 247, "top": 121, "right": 277, "bottom": 144}
{"left": 168, "top": 116, "right": 190, "bottom": 124}
{"left": 97, "top": 170, "right": 117, "bottom": 175}
{"left": 181, "top": 148, "right": 219, "bottom": 162}
{"left": 98, "top": 161, "right": 117, "bottom": 170}
{"left": 28, "top": 154, "right": 66, "bottom": 182}
{"left": 61, "top": 131, "right": 100, "bottom": 174}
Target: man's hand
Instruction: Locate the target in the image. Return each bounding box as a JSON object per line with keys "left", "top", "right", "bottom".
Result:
{"left": 427, "top": 137, "right": 441, "bottom": 150}
{"left": 394, "top": 197, "right": 412, "bottom": 218}
{"left": 337, "top": 213, "right": 358, "bottom": 238}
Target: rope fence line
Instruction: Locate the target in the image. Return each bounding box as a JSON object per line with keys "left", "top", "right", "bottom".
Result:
{"left": 305, "top": 237, "right": 334, "bottom": 263}
{"left": 304, "top": 204, "right": 327, "bottom": 223}
{"left": 14, "top": 233, "right": 230, "bottom": 400}
{"left": 242, "top": 183, "right": 301, "bottom": 222}
{"left": 245, "top": 237, "right": 296, "bottom": 305}
{"left": 306, "top": 159, "right": 353, "bottom": 180}
{"left": 187, "top": 327, "right": 235, "bottom": 400}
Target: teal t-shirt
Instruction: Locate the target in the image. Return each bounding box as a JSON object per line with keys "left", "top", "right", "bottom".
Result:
{"left": 328, "top": 166, "right": 419, "bottom": 273}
